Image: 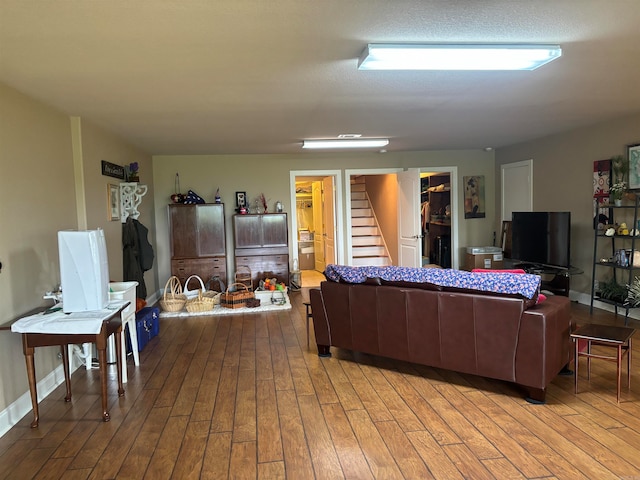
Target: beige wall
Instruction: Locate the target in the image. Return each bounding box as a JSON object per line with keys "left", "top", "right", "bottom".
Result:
{"left": 0, "top": 83, "right": 77, "bottom": 411}
{"left": 495, "top": 112, "right": 640, "bottom": 296}
{"left": 153, "top": 150, "right": 497, "bottom": 283}
{"left": 0, "top": 82, "right": 154, "bottom": 418}
{"left": 79, "top": 118, "right": 157, "bottom": 288}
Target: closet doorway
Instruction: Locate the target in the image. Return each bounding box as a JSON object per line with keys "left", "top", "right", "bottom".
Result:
{"left": 289, "top": 170, "right": 343, "bottom": 287}
{"left": 420, "top": 170, "right": 454, "bottom": 268}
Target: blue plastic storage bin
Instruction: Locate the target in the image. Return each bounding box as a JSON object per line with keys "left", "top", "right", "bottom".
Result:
{"left": 126, "top": 306, "right": 160, "bottom": 353}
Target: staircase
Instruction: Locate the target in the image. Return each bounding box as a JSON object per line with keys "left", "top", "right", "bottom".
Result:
{"left": 351, "top": 179, "right": 391, "bottom": 266}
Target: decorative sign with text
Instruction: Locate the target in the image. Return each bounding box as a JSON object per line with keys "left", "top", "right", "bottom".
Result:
{"left": 101, "top": 160, "right": 125, "bottom": 179}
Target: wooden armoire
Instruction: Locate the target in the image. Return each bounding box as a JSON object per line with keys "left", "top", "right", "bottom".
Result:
{"left": 169, "top": 203, "right": 227, "bottom": 286}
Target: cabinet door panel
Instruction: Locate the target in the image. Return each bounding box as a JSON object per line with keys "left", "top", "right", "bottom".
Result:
{"left": 234, "top": 215, "right": 262, "bottom": 248}
{"left": 198, "top": 204, "right": 226, "bottom": 256}
{"left": 170, "top": 205, "right": 198, "bottom": 257}
{"left": 262, "top": 214, "right": 288, "bottom": 246}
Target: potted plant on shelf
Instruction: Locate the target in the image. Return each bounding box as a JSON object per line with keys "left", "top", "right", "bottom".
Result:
{"left": 611, "top": 154, "right": 628, "bottom": 205}
{"left": 598, "top": 278, "right": 627, "bottom": 303}
{"left": 625, "top": 276, "right": 640, "bottom": 307}
{"left": 126, "top": 162, "right": 140, "bottom": 182}
{"left": 611, "top": 181, "right": 627, "bottom": 206}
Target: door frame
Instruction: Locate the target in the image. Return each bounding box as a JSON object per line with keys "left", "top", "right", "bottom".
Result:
{"left": 345, "top": 168, "right": 400, "bottom": 265}
{"left": 289, "top": 170, "right": 344, "bottom": 268}
{"left": 345, "top": 167, "right": 459, "bottom": 269}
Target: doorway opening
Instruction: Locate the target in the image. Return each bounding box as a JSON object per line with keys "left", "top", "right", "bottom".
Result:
{"left": 345, "top": 167, "right": 459, "bottom": 269}
{"left": 289, "top": 170, "right": 343, "bottom": 288}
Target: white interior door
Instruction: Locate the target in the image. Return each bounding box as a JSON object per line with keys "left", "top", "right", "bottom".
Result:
{"left": 312, "top": 181, "right": 324, "bottom": 270}
{"left": 323, "top": 176, "right": 336, "bottom": 265}
{"left": 398, "top": 169, "right": 421, "bottom": 267}
{"left": 502, "top": 160, "right": 533, "bottom": 220}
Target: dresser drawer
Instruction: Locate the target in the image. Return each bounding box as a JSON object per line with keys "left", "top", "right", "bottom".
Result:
{"left": 172, "top": 257, "right": 227, "bottom": 285}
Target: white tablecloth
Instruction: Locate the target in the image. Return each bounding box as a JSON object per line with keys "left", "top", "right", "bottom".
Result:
{"left": 11, "top": 301, "right": 127, "bottom": 335}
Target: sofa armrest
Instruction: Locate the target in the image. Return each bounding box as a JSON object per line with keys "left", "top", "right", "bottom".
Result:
{"left": 516, "top": 295, "right": 572, "bottom": 392}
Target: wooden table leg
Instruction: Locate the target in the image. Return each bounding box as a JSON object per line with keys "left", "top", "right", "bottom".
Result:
{"left": 22, "top": 341, "right": 39, "bottom": 428}
{"left": 97, "top": 344, "right": 110, "bottom": 422}
{"left": 629, "top": 337, "right": 633, "bottom": 391}
{"left": 60, "top": 344, "right": 72, "bottom": 402}
{"left": 617, "top": 344, "right": 622, "bottom": 403}
{"left": 115, "top": 326, "right": 124, "bottom": 397}
{"left": 587, "top": 340, "right": 592, "bottom": 380}
{"left": 574, "top": 338, "right": 579, "bottom": 395}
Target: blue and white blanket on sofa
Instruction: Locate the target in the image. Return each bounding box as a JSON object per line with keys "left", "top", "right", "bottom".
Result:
{"left": 324, "top": 264, "right": 541, "bottom": 300}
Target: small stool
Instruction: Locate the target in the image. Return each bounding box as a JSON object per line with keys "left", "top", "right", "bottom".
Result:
{"left": 571, "top": 324, "right": 635, "bottom": 402}
{"left": 303, "top": 301, "right": 312, "bottom": 348}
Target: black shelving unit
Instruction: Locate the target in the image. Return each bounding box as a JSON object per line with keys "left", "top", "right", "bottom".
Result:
{"left": 590, "top": 194, "right": 640, "bottom": 323}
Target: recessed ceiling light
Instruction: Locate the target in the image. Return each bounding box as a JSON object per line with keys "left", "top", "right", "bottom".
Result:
{"left": 358, "top": 43, "right": 562, "bottom": 71}
{"left": 302, "top": 138, "right": 390, "bottom": 149}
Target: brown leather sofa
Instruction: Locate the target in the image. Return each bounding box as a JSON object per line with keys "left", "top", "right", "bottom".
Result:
{"left": 309, "top": 280, "right": 572, "bottom": 402}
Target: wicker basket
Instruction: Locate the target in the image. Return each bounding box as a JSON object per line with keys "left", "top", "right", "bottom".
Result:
{"left": 184, "top": 274, "right": 219, "bottom": 312}
{"left": 220, "top": 282, "right": 255, "bottom": 309}
{"left": 186, "top": 288, "right": 216, "bottom": 313}
{"left": 235, "top": 265, "right": 253, "bottom": 291}
{"left": 159, "top": 276, "right": 187, "bottom": 312}
{"left": 183, "top": 275, "right": 206, "bottom": 299}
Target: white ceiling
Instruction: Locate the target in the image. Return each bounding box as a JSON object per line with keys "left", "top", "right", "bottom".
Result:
{"left": 2, "top": 1, "right": 639, "bottom": 155}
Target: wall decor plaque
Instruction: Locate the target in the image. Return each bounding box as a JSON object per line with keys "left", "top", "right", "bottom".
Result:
{"left": 101, "top": 160, "right": 125, "bottom": 179}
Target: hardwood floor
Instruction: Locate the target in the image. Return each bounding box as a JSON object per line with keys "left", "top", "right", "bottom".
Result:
{"left": 2, "top": 293, "right": 640, "bottom": 479}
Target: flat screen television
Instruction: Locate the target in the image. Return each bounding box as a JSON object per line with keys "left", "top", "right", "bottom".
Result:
{"left": 510, "top": 211, "right": 571, "bottom": 268}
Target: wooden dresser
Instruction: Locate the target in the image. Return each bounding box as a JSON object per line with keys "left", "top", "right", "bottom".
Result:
{"left": 169, "top": 203, "right": 227, "bottom": 286}
{"left": 233, "top": 213, "right": 289, "bottom": 287}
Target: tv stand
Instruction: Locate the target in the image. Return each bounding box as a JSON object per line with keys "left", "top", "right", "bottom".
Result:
{"left": 511, "top": 263, "right": 582, "bottom": 297}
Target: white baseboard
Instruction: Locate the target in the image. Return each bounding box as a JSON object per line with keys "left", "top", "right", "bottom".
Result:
{"left": 0, "top": 360, "right": 79, "bottom": 438}
{"left": 0, "top": 292, "right": 160, "bottom": 439}
{"left": 147, "top": 290, "right": 160, "bottom": 308}
{"left": 571, "top": 290, "right": 640, "bottom": 322}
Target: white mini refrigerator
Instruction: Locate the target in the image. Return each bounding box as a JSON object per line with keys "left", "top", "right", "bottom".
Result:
{"left": 58, "top": 229, "right": 110, "bottom": 313}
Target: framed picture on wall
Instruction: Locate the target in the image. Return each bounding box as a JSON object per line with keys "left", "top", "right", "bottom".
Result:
{"left": 235, "top": 191, "right": 247, "bottom": 207}
{"left": 628, "top": 143, "right": 640, "bottom": 190}
{"left": 107, "top": 184, "right": 120, "bottom": 221}
{"left": 463, "top": 175, "right": 485, "bottom": 219}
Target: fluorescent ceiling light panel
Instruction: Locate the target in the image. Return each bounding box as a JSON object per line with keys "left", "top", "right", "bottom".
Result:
{"left": 358, "top": 44, "right": 562, "bottom": 71}
{"left": 302, "top": 139, "right": 389, "bottom": 149}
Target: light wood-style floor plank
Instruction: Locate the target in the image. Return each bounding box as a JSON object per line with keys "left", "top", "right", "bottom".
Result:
{"left": 276, "top": 389, "right": 315, "bottom": 478}
{"left": 321, "top": 402, "right": 375, "bottom": 480}
{"left": 375, "top": 420, "right": 432, "bottom": 479}
{"left": 346, "top": 409, "right": 405, "bottom": 479}
{"left": 143, "top": 415, "right": 189, "bottom": 479}
{"left": 257, "top": 461, "right": 286, "bottom": 480}
{"left": 256, "top": 379, "right": 284, "bottom": 464}
{"left": 200, "top": 431, "right": 232, "bottom": 479}
{"left": 4, "top": 294, "right": 640, "bottom": 479}
{"left": 297, "top": 394, "right": 344, "bottom": 480}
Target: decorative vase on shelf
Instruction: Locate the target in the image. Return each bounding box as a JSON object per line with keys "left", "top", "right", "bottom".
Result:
{"left": 615, "top": 199, "right": 622, "bottom": 206}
